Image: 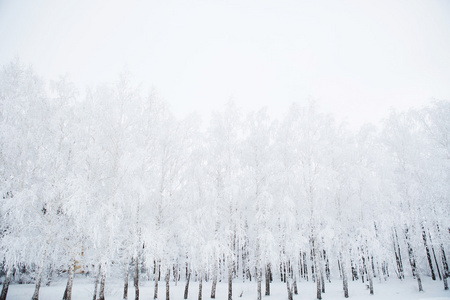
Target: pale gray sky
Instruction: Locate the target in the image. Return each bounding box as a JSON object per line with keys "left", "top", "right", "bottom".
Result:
{"left": 1, "top": 0, "right": 450, "bottom": 127}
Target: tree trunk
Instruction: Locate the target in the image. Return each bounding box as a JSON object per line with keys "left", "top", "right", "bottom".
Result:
{"left": 134, "top": 256, "right": 139, "bottom": 300}
{"left": 32, "top": 249, "right": 48, "bottom": 300}
{"left": 154, "top": 260, "right": 160, "bottom": 300}
{"left": 339, "top": 253, "right": 349, "bottom": 298}
{"left": 63, "top": 261, "right": 75, "bottom": 300}
{"left": 198, "top": 272, "right": 203, "bottom": 300}
{"left": 264, "top": 264, "right": 270, "bottom": 296}
{"left": 316, "top": 271, "right": 322, "bottom": 300}
{"left": 422, "top": 226, "right": 436, "bottom": 280}
{"left": 228, "top": 257, "right": 233, "bottom": 300}
{"left": 256, "top": 239, "right": 262, "bottom": 300}
{"left": 210, "top": 261, "right": 217, "bottom": 299}
{"left": 405, "top": 229, "right": 423, "bottom": 292}
{"left": 393, "top": 229, "right": 404, "bottom": 279}
{"left": 99, "top": 272, "right": 106, "bottom": 300}
{"left": 92, "top": 265, "right": 101, "bottom": 300}
{"left": 323, "top": 250, "right": 331, "bottom": 282}
{"left": 441, "top": 244, "right": 449, "bottom": 290}
{"left": 286, "top": 277, "right": 293, "bottom": 300}
{"left": 174, "top": 265, "right": 179, "bottom": 286}
{"left": 184, "top": 271, "right": 190, "bottom": 299}
{"left": 256, "top": 265, "right": 262, "bottom": 300}
{"left": 46, "top": 265, "right": 53, "bottom": 287}
{"left": 165, "top": 268, "right": 170, "bottom": 300}
{"left": 303, "top": 252, "right": 308, "bottom": 281}
{"left": 431, "top": 245, "right": 442, "bottom": 280}
{"left": 415, "top": 269, "right": 423, "bottom": 292}
{"left": 338, "top": 259, "right": 342, "bottom": 278}
{"left": 123, "top": 262, "right": 129, "bottom": 300}
{"left": 312, "top": 238, "right": 321, "bottom": 300}
{"left": 361, "top": 257, "right": 365, "bottom": 284}
{"left": 293, "top": 273, "right": 298, "bottom": 295}
{"left": 367, "top": 256, "right": 374, "bottom": 295}
{"left": 426, "top": 231, "right": 441, "bottom": 280}
{"left": 32, "top": 271, "right": 43, "bottom": 300}
{"left": 0, "top": 268, "right": 12, "bottom": 300}
{"left": 320, "top": 267, "right": 325, "bottom": 293}
{"left": 351, "top": 259, "right": 358, "bottom": 281}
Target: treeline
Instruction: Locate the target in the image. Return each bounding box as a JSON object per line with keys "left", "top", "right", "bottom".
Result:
{"left": 0, "top": 61, "right": 449, "bottom": 300}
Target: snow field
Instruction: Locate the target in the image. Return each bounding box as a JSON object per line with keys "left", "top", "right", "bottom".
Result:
{"left": 6, "top": 276, "right": 449, "bottom": 300}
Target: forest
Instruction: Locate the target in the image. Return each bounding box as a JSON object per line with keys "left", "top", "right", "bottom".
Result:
{"left": 0, "top": 61, "right": 449, "bottom": 300}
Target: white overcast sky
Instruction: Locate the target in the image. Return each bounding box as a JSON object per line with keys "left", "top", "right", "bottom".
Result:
{"left": 1, "top": 0, "right": 450, "bottom": 127}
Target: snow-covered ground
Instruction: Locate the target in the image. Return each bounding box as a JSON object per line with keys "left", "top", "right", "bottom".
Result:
{"left": 6, "top": 276, "right": 449, "bottom": 300}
